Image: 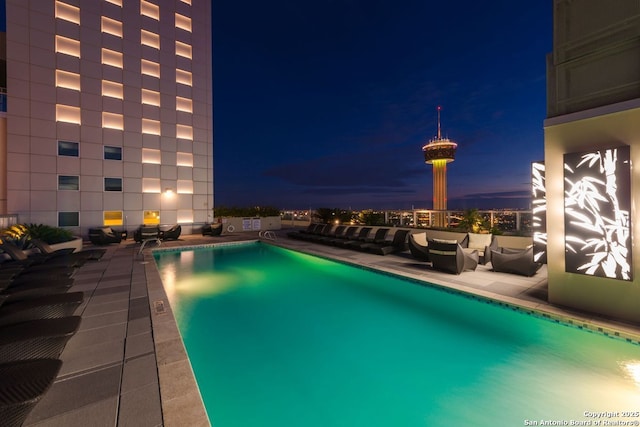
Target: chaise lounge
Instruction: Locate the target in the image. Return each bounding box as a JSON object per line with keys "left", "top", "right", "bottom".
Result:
{"left": 428, "top": 238, "right": 479, "bottom": 274}
{"left": 490, "top": 246, "right": 542, "bottom": 276}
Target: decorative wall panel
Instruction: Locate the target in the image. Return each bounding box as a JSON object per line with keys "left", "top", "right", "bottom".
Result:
{"left": 532, "top": 161, "right": 547, "bottom": 264}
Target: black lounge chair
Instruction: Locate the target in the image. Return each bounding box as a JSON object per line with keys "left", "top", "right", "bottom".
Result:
{"left": 0, "top": 358, "right": 62, "bottom": 427}
{"left": 351, "top": 228, "right": 390, "bottom": 251}
{"left": 88, "top": 227, "right": 123, "bottom": 245}
{"left": 161, "top": 224, "right": 182, "bottom": 240}
{"left": 337, "top": 227, "right": 372, "bottom": 248}
{"left": 328, "top": 226, "right": 358, "bottom": 245}
{"left": 315, "top": 225, "right": 346, "bottom": 244}
{"left": 1, "top": 279, "right": 74, "bottom": 303}
{"left": 408, "top": 232, "right": 430, "bottom": 261}
{"left": 202, "top": 223, "right": 223, "bottom": 236}
{"left": 490, "top": 246, "right": 542, "bottom": 276}
{"left": 365, "top": 229, "right": 410, "bottom": 255}
{"left": 30, "top": 238, "right": 106, "bottom": 261}
{"left": 0, "top": 243, "right": 83, "bottom": 270}
{"left": 428, "top": 238, "right": 479, "bottom": 274}
{"left": 0, "top": 291, "right": 84, "bottom": 327}
{"left": 0, "top": 316, "right": 81, "bottom": 363}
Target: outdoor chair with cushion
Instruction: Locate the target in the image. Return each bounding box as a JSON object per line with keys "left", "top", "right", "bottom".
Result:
{"left": 461, "top": 233, "right": 498, "bottom": 265}
{"left": 0, "top": 291, "right": 84, "bottom": 327}
{"left": 428, "top": 238, "right": 479, "bottom": 274}
{"left": 327, "top": 226, "right": 358, "bottom": 245}
{"left": 133, "top": 226, "right": 160, "bottom": 243}
{"left": 30, "top": 239, "right": 106, "bottom": 261}
{"left": 337, "top": 227, "right": 372, "bottom": 248}
{"left": 160, "top": 224, "right": 182, "bottom": 240}
{"left": 88, "top": 227, "right": 123, "bottom": 245}
{"left": 202, "top": 223, "right": 223, "bottom": 236}
{"left": 0, "top": 243, "right": 84, "bottom": 270}
{"left": 365, "top": 229, "right": 410, "bottom": 255}
{"left": 315, "top": 225, "right": 346, "bottom": 244}
{"left": 490, "top": 246, "right": 542, "bottom": 277}
{"left": 350, "top": 228, "right": 390, "bottom": 251}
{"left": 408, "top": 232, "right": 430, "bottom": 261}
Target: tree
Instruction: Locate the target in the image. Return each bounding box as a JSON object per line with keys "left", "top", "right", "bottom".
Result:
{"left": 457, "top": 209, "right": 487, "bottom": 233}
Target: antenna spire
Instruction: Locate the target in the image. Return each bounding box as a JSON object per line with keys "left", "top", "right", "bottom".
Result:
{"left": 437, "top": 106, "right": 442, "bottom": 139}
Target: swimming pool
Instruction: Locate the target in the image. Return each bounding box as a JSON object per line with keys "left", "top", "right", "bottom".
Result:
{"left": 154, "top": 242, "right": 640, "bottom": 427}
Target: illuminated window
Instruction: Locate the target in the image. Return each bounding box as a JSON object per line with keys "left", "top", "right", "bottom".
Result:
{"left": 104, "top": 146, "right": 122, "bottom": 160}
{"left": 58, "top": 212, "right": 79, "bottom": 227}
{"left": 104, "top": 178, "right": 122, "bottom": 192}
{"left": 101, "top": 17, "right": 123, "bottom": 37}
{"left": 177, "top": 180, "right": 193, "bottom": 194}
{"left": 143, "top": 210, "right": 160, "bottom": 225}
{"left": 102, "top": 112, "right": 124, "bottom": 130}
{"left": 102, "top": 80, "right": 123, "bottom": 99}
{"left": 176, "top": 96, "right": 192, "bottom": 113}
{"left": 58, "top": 175, "right": 79, "bottom": 190}
{"left": 58, "top": 141, "right": 79, "bottom": 157}
{"left": 142, "top": 119, "right": 161, "bottom": 135}
{"left": 142, "top": 148, "right": 161, "bottom": 164}
{"left": 142, "top": 178, "right": 161, "bottom": 193}
{"left": 141, "top": 59, "right": 160, "bottom": 78}
{"left": 56, "top": 105, "right": 81, "bottom": 124}
{"left": 55, "top": 1, "right": 80, "bottom": 24}
{"left": 175, "top": 13, "right": 192, "bottom": 32}
{"left": 175, "top": 41, "right": 192, "bottom": 59}
{"left": 104, "top": 211, "right": 123, "bottom": 226}
{"left": 176, "top": 124, "right": 193, "bottom": 140}
{"left": 141, "top": 30, "right": 160, "bottom": 49}
{"left": 55, "top": 70, "right": 80, "bottom": 91}
{"left": 104, "top": 0, "right": 122, "bottom": 6}
{"left": 55, "top": 35, "right": 80, "bottom": 58}
{"left": 141, "top": 89, "right": 161, "bottom": 106}
{"left": 176, "top": 69, "right": 192, "bottom": 86}
{"left": 141, "top": 0, "right": 160, "bottom": 20}
{"left": 102, "top": 48, "right": 123, "bottom": 68}
{"left": 176, "top": 152, "right": 193, "bottom": 167}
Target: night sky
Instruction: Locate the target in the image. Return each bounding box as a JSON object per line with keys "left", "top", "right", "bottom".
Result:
{"left": 213, "top": 1, "right": 551, "bottom": 210}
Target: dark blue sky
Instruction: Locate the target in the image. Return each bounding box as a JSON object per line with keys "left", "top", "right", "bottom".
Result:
{"left": 213, "top": 1, "right": 551, "bottom": 210}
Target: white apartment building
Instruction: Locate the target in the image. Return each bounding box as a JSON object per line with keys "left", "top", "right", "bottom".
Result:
{"left": 0, "top": 0, "right": 213, "bottom": 236}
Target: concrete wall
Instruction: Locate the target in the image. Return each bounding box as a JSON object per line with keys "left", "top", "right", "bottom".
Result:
{"left": 544, "top": 100, "right": 640, "bottom": 323}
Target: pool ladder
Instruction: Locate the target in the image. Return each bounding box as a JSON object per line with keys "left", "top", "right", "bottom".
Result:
{"left": 259, "top": 230, "right": 277, "bottom": 241}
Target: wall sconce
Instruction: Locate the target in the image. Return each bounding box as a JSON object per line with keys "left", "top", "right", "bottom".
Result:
{"left": 164, "top": 188, "right": 174, "bottom": 196}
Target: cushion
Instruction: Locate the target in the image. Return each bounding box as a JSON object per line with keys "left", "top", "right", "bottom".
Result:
{"left": 467, "top": 233, "right": 492, "bottom": 251}
{"left": 432, "top": 238, "right": 458, "bottom": 245}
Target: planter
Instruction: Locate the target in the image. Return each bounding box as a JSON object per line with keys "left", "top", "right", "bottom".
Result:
{"left": 50, "top": 237, "right": 84, "bottom": 253}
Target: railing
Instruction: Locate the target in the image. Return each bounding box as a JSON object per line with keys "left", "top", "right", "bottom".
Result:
{"left": 0, "top": 214, "right": 19, "bottom": 229}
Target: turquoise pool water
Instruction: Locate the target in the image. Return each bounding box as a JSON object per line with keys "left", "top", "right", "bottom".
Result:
{"left": 154, "top": 242, "right": 640, "bottom": 427}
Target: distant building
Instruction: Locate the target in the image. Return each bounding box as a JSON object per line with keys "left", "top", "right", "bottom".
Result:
{"left": 0, "top": 0, "right": 213, "bottom": 235}
{"left": 544, "top": 0, "right": 640, "bottom": 323}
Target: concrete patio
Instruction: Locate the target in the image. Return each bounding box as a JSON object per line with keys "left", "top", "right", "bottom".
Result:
{"left": 22, "top": 228, "right": 640, "bottom": 426}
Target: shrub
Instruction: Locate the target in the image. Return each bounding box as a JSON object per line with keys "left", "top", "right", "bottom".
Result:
{"left": 0, "top": 223, "right": 74, "bottom": 248}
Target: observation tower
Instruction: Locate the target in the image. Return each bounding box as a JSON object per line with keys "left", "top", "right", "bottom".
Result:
{"left": 422, "top": 106, "right": 457, "bottom": 227}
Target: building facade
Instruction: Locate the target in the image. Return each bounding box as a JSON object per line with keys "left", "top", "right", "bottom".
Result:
{"left": 0, "top": 0, "right": 213, "bottom": 236}
{"left": 544, "top": 0, "right": 640, "bottom": 322}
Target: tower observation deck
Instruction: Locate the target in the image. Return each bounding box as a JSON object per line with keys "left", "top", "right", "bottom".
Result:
{"left": 422, "top": 106, "right": 457, "bottom": 226}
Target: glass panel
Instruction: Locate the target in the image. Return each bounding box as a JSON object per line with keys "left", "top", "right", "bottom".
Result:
{"left": 104, "top": 177, "right": 123, "bottom": 192}
{"left": 58, "top": 175, "right": 79, "bottom": 190}
{"left": 143, "top": 210, "right": 160, "bottom": 225}
{"left": 58, "top": 211, "right": 79, "bottom": 227}
{"left": 104, "top": 211, "right": 123, "bottom": 226}
{"left": 104, "top": 146, "right": 122, "bottom": 160}
{"left": 58, "top": 141, "right": 79, "bottom": 157}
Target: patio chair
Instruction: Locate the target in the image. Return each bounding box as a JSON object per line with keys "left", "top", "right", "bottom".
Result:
{"left": 490, "top": 246, "right": 542, "bottom": 277}
{"left": 134, "top": 225, "right": 161, "bottom": 243}
{"left": 408, "top": 232, "right": 430, "bottom": 261}
{"left": 0, "top": 243, "right": 84, "bottom": 270}
{"left": 327, "top": 226, "right": 358, "bottom": 245}
{"left": 0, "top": 316, "right": 81, "bottom": 363}
{"left": 0, "top": 358, "right": 62, "bottom": 427}
{"left": 365, "top": 229, "right": 410, "bottom": 255}
{"left": 0, "top": 291, "right": 84, "bottom": 327}
{"left": 350, "top": 228, "right": 390, "bottom": 251}
{"left": 337, "top": 227, "right": 372, "bottom": 248}
{"left": 428, "top": 238, "right": 479, "bottom": 274}
{"left": 88, "top": 227, "right": 123, "bottom": 245}
{"left": 30, "top": 238, "right": 106, "bottom": 261}
{"left": 161, "top": 224, "right": 182, "bottom": 240}
{"left": 461, "top": 233, "right": 499, "bottom": 265}
{"left": 202, "top": 223, "right": 223, "bottom": 236}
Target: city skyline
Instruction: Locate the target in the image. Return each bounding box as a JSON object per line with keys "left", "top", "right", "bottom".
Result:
{"left": 213, "top": 1, "right": 551, "bottom": 210}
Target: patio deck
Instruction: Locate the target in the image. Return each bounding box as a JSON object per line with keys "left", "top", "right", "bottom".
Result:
{"left": 22, "top": 228, "right": 640, "bottom": 426}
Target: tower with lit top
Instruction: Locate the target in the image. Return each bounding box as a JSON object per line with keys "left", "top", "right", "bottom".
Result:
{"left": 422, "top": 106, "right": 457, "bottom": 227}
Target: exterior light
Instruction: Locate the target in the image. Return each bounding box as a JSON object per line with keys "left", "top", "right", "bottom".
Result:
{"left": 165, "top": 188, "right": 174, "bottom": 195}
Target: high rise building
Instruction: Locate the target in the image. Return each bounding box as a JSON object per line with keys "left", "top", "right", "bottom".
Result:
{"left": 422, "top": 106, "right": 457, "bottom": 227}
{"left": 0, "top": 0, "right": 213, "bottom": 236}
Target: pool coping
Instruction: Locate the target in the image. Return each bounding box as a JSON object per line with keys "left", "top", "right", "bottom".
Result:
{"left": 147, "top": 237, "right": 640, "bottom": 426}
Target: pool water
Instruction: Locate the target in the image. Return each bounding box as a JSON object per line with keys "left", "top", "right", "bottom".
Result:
{"left": 154, "top": 242, "right": 640, "bottom": 427}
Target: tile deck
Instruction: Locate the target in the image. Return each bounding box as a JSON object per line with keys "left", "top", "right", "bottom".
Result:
{"left": 22, "top": 228, "right": 640, "bottom": 426}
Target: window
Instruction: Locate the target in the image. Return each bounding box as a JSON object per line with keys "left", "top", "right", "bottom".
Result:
{"left": 56, "top": 70, "right": 81, "bottom": 91}
{"left": 58, "top": 141, "right": 79, "bottom": 157}
{"left": 143, "top": 210, "right": 160, "bottom": 225}
{"left": 58, "top": 175, "right": 79, "bottom": 190}
{"left": 104, "top": 178, "right": 123, "bottom": 192}
{"left": 55, "top": 35, "right": 81, "bottom": 58}
{"left": 104, "top": 211, "right": 123, "bottom": 226}
{"left": 141, "top": 30, "right": 160, "bottom": 49}
{"left": 175, "top": 13, "right": 192, "bottom": 32}
{"left": 58, "top": 212, "right": 79, "bottom": 227}
{"left": 104, "top": 146, "right": 122, "bottom": 160}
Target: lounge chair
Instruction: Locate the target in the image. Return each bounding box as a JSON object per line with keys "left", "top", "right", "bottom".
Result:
{"left": 88, "top": 227, "right": 123, "bottom": 245}
{"left": 327, "top": 226, "right": 358, "bottom": 245}
{"left": 161, "top": 224, "right": 182, "bottom": 240}
{"left": 315, "top": 225, "right": 346, "bottom": 244}
{"left": 286, "top": 223, "right": 317, "bottom": 239}
{"left": 351, "top": 228, "right": 390, "bottom": 251}
{"left": 202, "top": 223, "right": 223, "bottom": 236}
{"left": 337, "top": 227, "right": 372, "bottom": 248}
{"left": 365, "top": 229, "right": 410, "bottom": 255}
{"left": 490, "top": 246, "right": 542, "bottom": 276}
{"left": 30, "top": 238, "right": 106, "bottom": 261}
{"left": 0, "top": 243, "right": 84, "bottom": 270}
{"left": 428, "top": 238, "right": 479, "bottom": 274}
{"left": 0, "top": 316, "right": 81, "bottom": 363}
{"left": 408, "top": 232, "right": 430, "bottom": 261}
{"left": 0, "top": 291, "right": 84, "bottom": 327}
{"left": 0, "top": 358, "right": 62, "bottom": 427}
{"left": 461, "top": 233, "right": 499, "bottom": 265}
